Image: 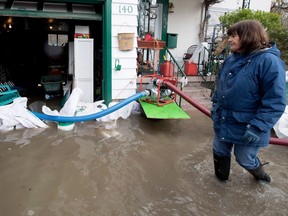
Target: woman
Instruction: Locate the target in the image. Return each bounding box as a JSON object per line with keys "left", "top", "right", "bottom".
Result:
{"left": 211, "top": 20, "right": 286, "bottom": 183}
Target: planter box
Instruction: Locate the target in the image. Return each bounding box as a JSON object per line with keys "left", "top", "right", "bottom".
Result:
{"left": 137, "top": 40, "right": 166, "bottom": 49}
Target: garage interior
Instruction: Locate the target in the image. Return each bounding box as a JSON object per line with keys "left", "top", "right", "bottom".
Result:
{"left": 0, "top": 1, "right": 103, "bottom": 110}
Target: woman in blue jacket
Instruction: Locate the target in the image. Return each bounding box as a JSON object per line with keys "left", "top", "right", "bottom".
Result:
{"left": 211, "top": 20, "right": 286, "bottom": 183}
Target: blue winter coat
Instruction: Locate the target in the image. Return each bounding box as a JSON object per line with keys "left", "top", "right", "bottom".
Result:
{"left": 211, "top": 43, "right": 286, "bottom": 147}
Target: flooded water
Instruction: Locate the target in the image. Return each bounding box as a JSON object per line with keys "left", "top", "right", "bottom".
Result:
{"left": 0, "top": 110, "right": 288, "bottom": 216}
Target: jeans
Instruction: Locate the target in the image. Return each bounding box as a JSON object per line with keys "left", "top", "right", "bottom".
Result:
{"left": 213, "top": 135, "right": 260, "bottom": 170}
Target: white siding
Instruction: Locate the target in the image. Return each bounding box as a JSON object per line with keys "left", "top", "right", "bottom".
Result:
{"left": 111, "top": 0, "right": 138, "bottom": 100}
{"left": 167, "top": 0, "right": 203, "bottom": 67}
{"left": 212, "top": 0, "right": 242, "bottom": 9}
{"left": 112, "top": 89, "right": 137, "bottom": 99}
{"left": 249, "top": 0, "right": 272, "bottom": 11}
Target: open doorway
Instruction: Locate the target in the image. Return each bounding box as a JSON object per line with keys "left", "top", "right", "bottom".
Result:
{"left": 0, "top": 16, "right": 103, "bottom": 109}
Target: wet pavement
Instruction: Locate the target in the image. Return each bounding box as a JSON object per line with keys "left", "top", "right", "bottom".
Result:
{"left": 0, "top": 110, "right": 288, "bottom": 216}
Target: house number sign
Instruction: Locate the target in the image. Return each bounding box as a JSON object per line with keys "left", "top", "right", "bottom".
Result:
{"left": 118, "top": 5, "right": 133, "bottom": 14}
{"left": 114, "top": 4, "right": 137, "bottom": 15}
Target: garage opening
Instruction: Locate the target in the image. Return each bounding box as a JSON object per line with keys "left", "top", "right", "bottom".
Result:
{"left": 0, "top": 1, "right": 103, "bottom": 110}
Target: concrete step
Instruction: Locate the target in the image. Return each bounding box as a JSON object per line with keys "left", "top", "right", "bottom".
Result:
{"left": 179, "top": 79, "right": 213, "bottom": 111}
{"left": 177, "top": 91, "right": 212, "bottom": 111}
{"left": 181, "top": 86, "right": 212, "bottom": 98}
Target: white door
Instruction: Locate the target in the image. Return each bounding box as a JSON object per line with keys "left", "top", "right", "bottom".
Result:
{"left": 74, "top": 38, "right": 94, "bottom": 103}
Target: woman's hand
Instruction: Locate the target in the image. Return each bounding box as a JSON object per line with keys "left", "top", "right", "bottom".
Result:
{"left": 243, "top": 124, "right": 260, "bottom": 144}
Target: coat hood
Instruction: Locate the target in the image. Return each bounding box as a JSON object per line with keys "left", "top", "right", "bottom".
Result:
{"left": 242, "top": 42, "right": 281, "bottom": 59}
{"left": 226, "top": 42, "right": 281, "bottom": 69}
{"left": 256, "top": 42, "right": 280, "bottom": 57}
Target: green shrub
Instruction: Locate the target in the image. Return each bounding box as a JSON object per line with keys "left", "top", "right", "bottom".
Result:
{"left": 219, "top": 9, "right": 288, "bottom": 65}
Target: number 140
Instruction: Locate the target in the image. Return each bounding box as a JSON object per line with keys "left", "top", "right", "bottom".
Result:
{"left": 119, "top": 5, "right": 133, "bottom": 14}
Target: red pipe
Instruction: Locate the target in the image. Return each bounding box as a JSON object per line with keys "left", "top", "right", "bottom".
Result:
{"left": 164, "top": 81, "right": 211, "bottom": 117}
{"left": 163, "top": 80, "right": 288, "bottom": 147}
{"left": 269, "top": 137, "right": 288, "bottom": 146}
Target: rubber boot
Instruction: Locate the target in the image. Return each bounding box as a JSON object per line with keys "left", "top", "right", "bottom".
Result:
{"left": 247, "top": 163, "right": 271, "bottom": 183}
{"left": 213, "top": 154, "right": 231, "bottom": 181}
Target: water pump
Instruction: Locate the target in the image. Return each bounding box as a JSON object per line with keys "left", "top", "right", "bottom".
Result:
{"left": 141, "top": 76, "right": 177, "bottom": 106}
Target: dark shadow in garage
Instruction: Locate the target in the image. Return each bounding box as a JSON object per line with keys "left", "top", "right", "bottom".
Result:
{"left": 0, "top": 16, "right": 103, "bottom": 110}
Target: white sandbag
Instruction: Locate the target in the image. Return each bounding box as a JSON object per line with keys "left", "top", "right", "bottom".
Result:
{"left": 0, "top": 97, "right": 47, "bottom": 130}
{"left": 75, "top": 100, "right": 107, "bottom": 116}
{"left": 97, "top": 101, "right": 136, "bottom": 122}
{"left": 60, "top": 87, "right": 83, "bottom": 116}
{"left": 118, "top": 102, "right": 134, "bottom": 119}
{"left": 42, "top": 87, "right": 83, "bottom": 116}
{"left": 42, "top": 106, "right": 61, "bottom": 116}
{"left": 273, "top": 106, "right": 288, "bottom": 138}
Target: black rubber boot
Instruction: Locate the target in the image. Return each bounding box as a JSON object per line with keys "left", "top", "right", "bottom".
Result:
{"left": 213, "top": 154, "right": 231, "bottom": 181}
{"left": 247, "top": 163, "right": 271, "bottom": 183}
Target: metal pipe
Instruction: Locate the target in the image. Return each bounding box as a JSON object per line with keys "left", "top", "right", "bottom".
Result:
{"left": 269, "top": 137, "right": 288, "bottom": 146}
{"left": 163, "top": 80, "right": 211, "bottom": 117}
{"left": 163, "top": 80, "right": 288, "bottom": 146}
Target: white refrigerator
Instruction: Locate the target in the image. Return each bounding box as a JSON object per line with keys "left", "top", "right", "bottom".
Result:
{"left": 73, "top": 38, "right": 94, "bottom": 103}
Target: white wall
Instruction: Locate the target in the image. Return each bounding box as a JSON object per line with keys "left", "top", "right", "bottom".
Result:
{"left": 166, "top": 0, "right": 203, "bottom": 66}
{"left": 212, "top": 0, "right": 271, "bottom": 11}
{"left": 111, "top": 0, "right": 138, "bottom": 99}
{"left": 250, "top": 0, "right": 272, "bottom": 11}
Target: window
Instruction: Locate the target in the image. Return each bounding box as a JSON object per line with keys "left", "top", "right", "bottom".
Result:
{"left": 48, "top": 34, "right": 68, "bottom": 46}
